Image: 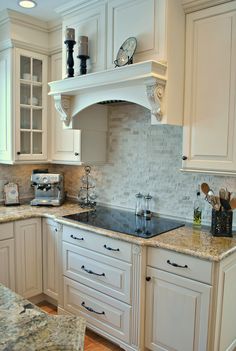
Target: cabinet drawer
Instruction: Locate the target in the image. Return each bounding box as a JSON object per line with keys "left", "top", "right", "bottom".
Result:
{"left": 147, "top": 247, "right": 212, "bottom": 284}
{"left": 63, "top": 242, "right": 131, "bottom": 303}
{"left": 63, "top": 277, "right": 131, "bottom": 343}
{"left": 0, "top": 222, "right": 14, "bottom": 240}
{"left": 63, "top": 225, "right": 132, "bottom": 262}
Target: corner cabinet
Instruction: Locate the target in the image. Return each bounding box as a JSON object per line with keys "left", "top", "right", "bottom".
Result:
{"left": 0, "top": 48, "right": 48, "bottom": 164}
{"left": 182, "top": 2, "right": 236, "bottom": 174}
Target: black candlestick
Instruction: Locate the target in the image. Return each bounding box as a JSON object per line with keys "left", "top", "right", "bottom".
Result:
{"left": 78, "top": 54, "right": 89, "bottom": 75}
{"left": 64, "top": 39, "right": 76, "bottom": 78}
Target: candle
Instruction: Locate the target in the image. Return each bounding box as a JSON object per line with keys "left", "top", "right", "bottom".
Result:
{"left": 78, "top": 36, "right": 88, "bottom": 56}
{"left": 65, "top": 27, "right": 75, "bottom": 41}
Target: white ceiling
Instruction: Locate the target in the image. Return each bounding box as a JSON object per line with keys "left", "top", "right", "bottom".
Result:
{"left": 0, "top": 0, "right": 72, "bottom": 22}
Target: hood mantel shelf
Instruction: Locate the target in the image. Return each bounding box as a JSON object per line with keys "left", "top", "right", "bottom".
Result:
{"left": 48, "top": 60, "right": 167, "bottom": 127}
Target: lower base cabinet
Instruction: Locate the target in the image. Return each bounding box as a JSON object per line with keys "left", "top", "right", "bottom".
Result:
{"left": 63, "top": 276, "right": 131, "bottom": 343}
{"left": 15, "top": 218, "right": 42, "bottom": 298}
{"left": 43, "top": 219, "right": 59, "bottom": 301}
{"left": 0, "top": 238, "right": 15, "bottom": 290}
{"left": 145, "top": 267, "right": 211, "bottom": 351}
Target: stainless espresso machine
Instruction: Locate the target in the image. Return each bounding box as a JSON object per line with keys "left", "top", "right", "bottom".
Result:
{"left": 30, "top": 170, "right": 65, "bottom": 206}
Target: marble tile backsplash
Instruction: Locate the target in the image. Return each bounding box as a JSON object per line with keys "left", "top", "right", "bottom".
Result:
{"left": 1, "top": 103, "right": 236, "bottom": 225}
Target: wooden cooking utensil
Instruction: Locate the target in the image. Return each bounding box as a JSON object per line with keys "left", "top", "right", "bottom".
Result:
{"left": 229, "top": 198, "right": 236, "bottom": 210}
{"left": 201, "top": 183, "right": 210, "bottom": 195}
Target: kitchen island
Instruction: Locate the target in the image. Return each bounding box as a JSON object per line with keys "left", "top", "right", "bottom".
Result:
{"left": 0, "top": 283, "right": 86, "bottom": 351}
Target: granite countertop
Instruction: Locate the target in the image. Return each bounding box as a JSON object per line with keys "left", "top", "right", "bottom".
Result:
{"left": 0, "top": 201, "right": 236, "bottom": 262}
{"left": 0, "top": 283, "right": 86, "bottom": 351}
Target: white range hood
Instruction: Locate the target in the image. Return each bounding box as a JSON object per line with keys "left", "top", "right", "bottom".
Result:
{"left": 48, "top": 60, "right": 167, "bottom": 127}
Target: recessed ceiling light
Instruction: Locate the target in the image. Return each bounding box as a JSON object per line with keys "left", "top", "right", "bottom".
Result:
{"left": 18, "top": 0, "right": 37, "bottom": 9}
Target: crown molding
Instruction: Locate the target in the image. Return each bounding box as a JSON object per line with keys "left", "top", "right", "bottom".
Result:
{"left": 0, "top": 9, "right": 48, "bottom": 32}
{"left": 182, "top": 0, "right": 234, "bottom": 13}
{"left": 55, "top": 0, "right": 106, "bottom": 17}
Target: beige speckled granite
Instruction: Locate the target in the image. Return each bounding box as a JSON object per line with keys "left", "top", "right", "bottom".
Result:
{"left": 0, "top": 283, "right": 86, "bottom": 351}
{"left": 0, "top": 202, "right": 236, "bottom": 262}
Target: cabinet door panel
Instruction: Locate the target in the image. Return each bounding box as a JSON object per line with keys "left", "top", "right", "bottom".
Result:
{"left": 15, "top": 218, "right": 42, "bottom": 298}
{"left": 50, "top": 53, "right": 81, "bottom": 163}
{"left": 183, "top": 4, "right": 236, "bottom": 172}
{"left": 62, "top": 3, "right": 106, "bottom": 76}
{"left": 43, "top": 219, "right": 59, "bottom": 300}
{"left": 0, "top": 239, "right": 15, "bottom": 290}
{"left": 145, "top": 267, "right": 211, "bottom": 351}
{"left": 107, "top": 0, "right": 165, "bottom": 68}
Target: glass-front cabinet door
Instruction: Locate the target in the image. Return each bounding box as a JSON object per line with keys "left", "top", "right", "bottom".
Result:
{"left": 15, "top": 49, "right": 47, "bottom": 161}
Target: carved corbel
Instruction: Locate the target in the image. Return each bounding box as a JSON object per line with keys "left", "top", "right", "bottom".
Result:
{"left": 53, "top": 94, "right": 72, "bottom": 126}
{"left": 146, "top": 83, "right": 165, "bottom": 121}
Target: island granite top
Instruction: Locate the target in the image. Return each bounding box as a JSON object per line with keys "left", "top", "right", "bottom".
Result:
{"left": 0, "top": 283, "right": 86, "bottom": 351}
{"left": 0, "top": 201, "right": 236, "bottom": 262}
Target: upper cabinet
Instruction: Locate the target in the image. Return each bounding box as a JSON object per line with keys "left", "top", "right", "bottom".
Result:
{"left": 0, "top": 10, "right": 50, "bottom": 165}
{"left": 56, "top": 0, "right": 185, "bottom": 127}
{"left": 50, "top": 52, "right": 107, "bottom": 165}
{"left": 16, "top": 48, "right": 48, "bottom": 162}
{"left": 182, "top": 1, "right": 236, "bottom": 174}
{"left": 0, "top": 48, "right": 48, "bottom": 164}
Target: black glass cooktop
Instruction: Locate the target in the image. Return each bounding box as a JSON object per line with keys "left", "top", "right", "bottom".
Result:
{"left": 63, "top": 206, "right": 185, "bottom": 239}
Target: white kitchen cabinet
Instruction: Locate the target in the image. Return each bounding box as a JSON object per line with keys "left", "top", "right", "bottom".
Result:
{"left": 145, "top": 267, "right": 211, "bottom": 351}
{"left": 50, "top": 52, "right": 107, "bottom": 164}
{"left": 182, "top": 2, "right": 236, "bottom": 174}
{"left": 50, "top": 52, "right": 81, "bottom": 164}
{"left": 0, "top": 47, "right": 48, "bottom": 164}
{"left": 15, "top": 218, "right": 42, "bottom": 298}
{"left": 60, "top": 224, "right": 146, "bottom": 350}
{"left": 42, "top": 219, "right": 59, "bottom": 301}
{"left": 0, "top": 223, "right": 15, "bottom": 290}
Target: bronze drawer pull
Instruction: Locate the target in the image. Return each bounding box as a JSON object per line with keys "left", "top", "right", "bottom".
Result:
{"left": 81, "top": 301, "right": 105, "bottom": 315}
{"left": 167, "top": 259, "right": 188, "bottom": 268}
{"left": 103, "top": 244, "right": 120, "bottom": 252}
{"left": 81, "top": 265, "right": 105, "bottom": 277}
{"left": 70, "top": 234, "right": 84, "bottom": 241}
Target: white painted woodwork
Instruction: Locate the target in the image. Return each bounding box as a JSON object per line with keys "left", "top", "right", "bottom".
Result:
{"left": 63, "top": 276, "right": 131, "bottom": 343}
{"left": 57, "top": 0, "right": 184, "bottom": 127}
{"left": 50, "top": 52, "right": 108, "bottom": 165}
{"left": 15, "top": 218, "right": 42, "bottom": 298}
{"left": 50, "top": 52, "right": 82, "bottom": 164}
{"left": 62, "top": 242, "right": 132, "bottom": 303}
{"left": 0, "top": 9, "right": 51, "bottom": 55}
{"left": 0, "top": 239, "right": 15, "bottom": 290}
{"left": 148, "top": 247, "right": 212, "bottom": 284}
{"left": 48, "top": 60, "right": 167, "bottom": 125}
{"left": 0, "top": 49, "right": 13, "bottom": 163}
{"left": 145, "top": 267, "right": 211, "bottom": 351}
{"left": 42, "top": 218, "right": 59, "bottom": 301}
{"left": 62, "top": 2, "right": 106, "bottom": 77}
{"left": 0, "top": 47, "right": 48, "bottom": 164}
{"left": 106, "top": 0, "right": 165, "bottom": 67}
{"left": 182, "top": 0, "right": 233, "bottom": 13}
{"left": 214, "top": 252, "right": 236, "bottom": 351}
{"left": 63, "top": 224, "right": 132, "bottom": 262}
{"left": 15, "top": 48, "right": 48, "bottom": 162}
{"left": 182, "top": 2, "right": 236, "bottom": 173}
{"left": 0, "top": 222, "right": 14, "bottom": 240}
